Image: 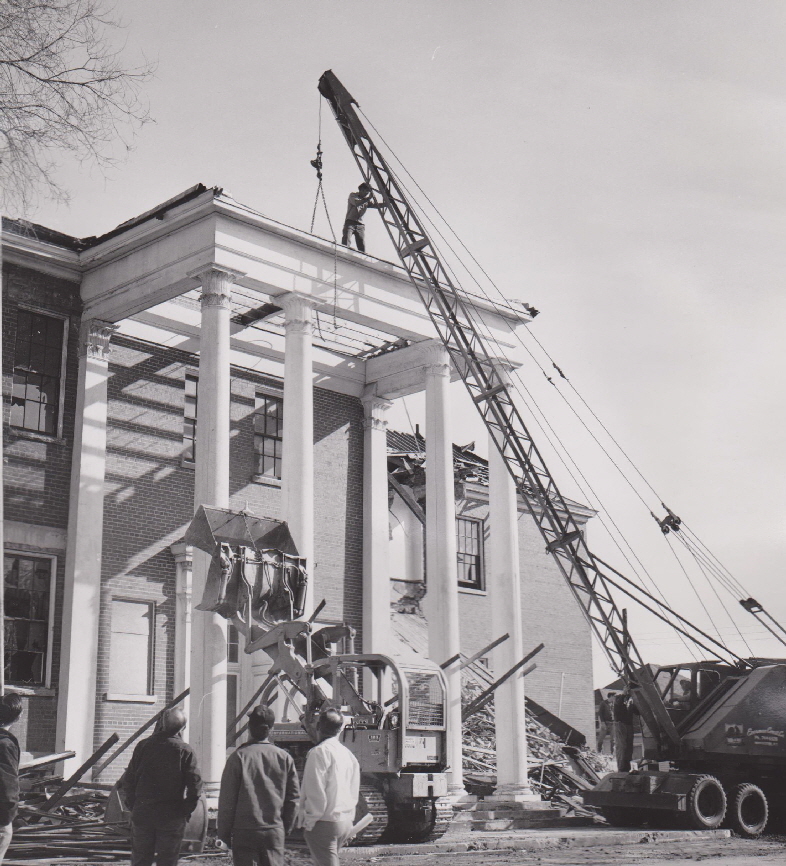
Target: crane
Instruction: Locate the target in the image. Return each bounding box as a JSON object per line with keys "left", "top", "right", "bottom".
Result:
{"left": 317, "top": 70, "right": 746, "bottom": 749}
{"left": 318, "top": 71, "right": 786, "bottom": 837}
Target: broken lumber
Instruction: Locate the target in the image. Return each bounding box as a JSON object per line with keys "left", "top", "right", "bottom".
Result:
{"left": 19, "top": 752, "right": 75, "bottom": 773}
{"left": 39, "top": 733, "right": 119, "bottom": 816}
{"left": 462, "top": 643, "right": 543, "bottom": 721}
{"left": 94, "top": 688, "right": 189, "bottom": 776}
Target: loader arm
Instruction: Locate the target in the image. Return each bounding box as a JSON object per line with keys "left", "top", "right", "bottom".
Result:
{"left": 319, "top": 69, "right": 692, "bottom": 747}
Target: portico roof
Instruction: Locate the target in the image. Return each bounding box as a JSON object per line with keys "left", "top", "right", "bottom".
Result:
{"left": 2, "top": 185, "right": 535, "bottom": 399}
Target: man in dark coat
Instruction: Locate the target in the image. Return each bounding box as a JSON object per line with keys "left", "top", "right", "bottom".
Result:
{"left": 341, "top": 182, "right": 383, "bottom": 253}
{"left": 613, "top": 688, "right": 638, "bottom": 772}
{"left": 0, "top": 694, "right": 23, "bottom": 864}
{"left": 218, "top": 705, "right": 299, "bottom": 866}
{"left": 121, "top": 708, "right": 202, "bottom": 866}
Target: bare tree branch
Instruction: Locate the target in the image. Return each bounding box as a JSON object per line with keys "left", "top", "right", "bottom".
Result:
{"left": 0, "top": 0, "right": 154, "bottom": 214}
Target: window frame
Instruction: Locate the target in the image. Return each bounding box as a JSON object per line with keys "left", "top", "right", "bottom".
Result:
{"left": 106, "top": 597, "right": 156, "bottom": 701}
{"left": 182, "top": 372, "right": 198, "bottom": 465}
{"left": 253, "top": 387, "right": 284, "bottom": 481}
{"left": 10, "top": 306, "right": 69, "bottom": 439}
{"left": 3, "top": 550, "right": 57, "bottom": 689}
{"left": 456, "top": 516, "right": 485, "bottom": 591}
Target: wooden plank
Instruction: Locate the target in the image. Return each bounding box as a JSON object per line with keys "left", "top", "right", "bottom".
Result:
{"left": 94, "top": 688, "right": 189, "bottom": 777}
{"left": 40, "top": 733, "right": 120, "bottom": 815}
{"left": 459, "top": 634, "right": 509, "bottom": 671}
{"left": 462, "top": 644, "right": 543, "bottom": 722}
{"left": 19, "top": 751, "right": 75, "bottom": 773}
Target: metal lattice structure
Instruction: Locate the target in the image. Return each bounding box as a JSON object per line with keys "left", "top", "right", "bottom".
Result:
{"left": 318, "top": 70, "right": 746, "bottom": 748}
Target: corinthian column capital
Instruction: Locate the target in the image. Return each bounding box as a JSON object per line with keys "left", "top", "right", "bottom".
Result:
{"left": 361, "top": 391, "right": 393, "bottom": 432}
{"left": 279, "top": 293, "right": 317, "bottom": 335}
{"left": 422, "top": 339, "right": 451, "bottom": 378}
{"left": 80, "top": 319, "right": 118, "bottom": 361}
{"left": 189, "top": 265, "right": 244, "bottom": 310}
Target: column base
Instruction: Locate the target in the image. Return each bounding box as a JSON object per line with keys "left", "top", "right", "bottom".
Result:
{"left": 485, "top": 786, "right": 541, "bottom": 805}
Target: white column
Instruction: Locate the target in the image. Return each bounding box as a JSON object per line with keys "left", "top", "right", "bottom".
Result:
{"left": 56, "top": 320, "right": 117, "bottom": 770}
{"left": 487, "top": 362, "right": 536, "bottom": 800}
{"left": 423, "top": 341, "right": 464, "bottom": 794}
{"left": 189, "top": 265, "right": 239, "bottom": 797}
{"left": 361, "top": 390, "right": 393, "bottom": 655}
{"left": 170, "top": 542, "right": 193, "bottom": 717}
{"left": 280, "top": 293, "right": 316, "bottom": 615}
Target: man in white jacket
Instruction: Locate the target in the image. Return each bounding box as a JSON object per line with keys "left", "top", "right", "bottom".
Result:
{"left": 300, "top": 708, "right": 360, "bottom": 866}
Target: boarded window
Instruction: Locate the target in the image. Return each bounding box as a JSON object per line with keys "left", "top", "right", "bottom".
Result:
{"left": 456, "top": 517, "right": 484, "bottom": 590}
{"left": 109, "top": 600, "right": 154, "bottom": 695}
{"left": 10, "top": 310, "right": 65, "bottom": 435}
{"left": 183, "top": 374, "right": 198, "bottom": 461}
{"left": 254, "top": 392, "right": 283, "bottom": 479}
{"left": 3, "top": 554, "right": 53, "bottom": 686}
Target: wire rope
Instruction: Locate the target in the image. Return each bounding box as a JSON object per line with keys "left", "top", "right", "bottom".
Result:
{"left": 357, "top": 105, "right": 783, "bottom": 655}
{"left": 362, "top": 119, "right": 701, "bottom": 661}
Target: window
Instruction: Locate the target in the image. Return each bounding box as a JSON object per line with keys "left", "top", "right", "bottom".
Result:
{"left": 4, "top": 554, "right": 54, "bottom": 687}
{"left": 226, "top": 622, "right": 240, "bottom": 746}
{"left": 10, "top": 309, "right": 66, "bottom": 435}
{"left": 226, "top": 674, "right": 239, "bottom": 745}
{"left": 456, "top": 517, "right": 484, "bottom": 590}
{"left": 227, "top": 621, "right": 239, "bottom": 664}
{"left": 108, "top": 600, "right": 154, "bottom": 696}
{"left": 254, "top": 392, "right": 283, "bottom": 479}
{"left": 183, "top": 374, "right": 198, "bottom": 461}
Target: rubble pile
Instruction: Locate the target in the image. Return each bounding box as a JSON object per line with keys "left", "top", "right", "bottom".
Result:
{"left": 8, "top": 778, "right": 130, "bottom": 863}
{"left": 462, "top": 683, "right": 605, "bottom": 817}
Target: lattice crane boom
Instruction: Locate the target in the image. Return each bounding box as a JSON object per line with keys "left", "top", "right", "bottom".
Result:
{"left": 318, "top": 70, "right": 744, "bottom": 748}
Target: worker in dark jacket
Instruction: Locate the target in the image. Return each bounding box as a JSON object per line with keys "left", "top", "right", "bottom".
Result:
{"left": 218, "top": 705, "right": 299, "bottom": 866}
{"left": 121, "top": 708, "right": 202, "bottom": 866}
{"left": 613, "top": 688, "right": 638, "bottom": 772}
{"left": 341, "top": 182, "right": 383, "bottom": 253}
{"left": 0, "top": 694, "right": 23, "bottom": 864}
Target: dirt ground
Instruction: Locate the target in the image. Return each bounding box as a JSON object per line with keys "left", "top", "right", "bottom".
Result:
{"left": 186, "top": 834, "right": 786, "bottom": 866}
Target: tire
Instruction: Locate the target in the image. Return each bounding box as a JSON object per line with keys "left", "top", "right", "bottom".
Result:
{"left": 726, "top": 783, "right": 768, "bottom": 838}
{"left": 684, "top": 775, "right": 726, "bottom": 830}
{"left": 601, "top": 807, "right": 646, "bottom": 827}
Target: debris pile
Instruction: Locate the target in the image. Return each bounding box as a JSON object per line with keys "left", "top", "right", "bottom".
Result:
{"left": 462, "top": 682, "right": 605, "bottom": 817}
{"left": 9, "top": 776, "right": 128, "bottom": 863}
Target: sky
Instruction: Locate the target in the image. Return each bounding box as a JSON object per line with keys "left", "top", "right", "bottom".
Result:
{"left": 19, "top": 1, "right": 786, "bottom": 686}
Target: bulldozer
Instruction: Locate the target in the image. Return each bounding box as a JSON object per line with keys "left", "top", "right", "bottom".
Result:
{"left": 185, "top": 505, "right": 453, "bottom": 845}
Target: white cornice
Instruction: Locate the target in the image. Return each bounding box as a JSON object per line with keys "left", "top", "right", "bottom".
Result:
{"left": 1, "top": 231, "right": 81, "bottom": 283}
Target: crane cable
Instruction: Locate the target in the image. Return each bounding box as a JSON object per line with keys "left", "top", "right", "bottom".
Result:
{"left": 357, "top": 106, "right": 786, "bottom": 656}
{"left": 309, "top": 96, "right": 339, "bottom": 327}
{"left": 357, "top": 112, "right": 702, "bottom": 662}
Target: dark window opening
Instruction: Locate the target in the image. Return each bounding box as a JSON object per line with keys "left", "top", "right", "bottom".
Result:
{"left": 183, "top": 374, "right": 198, "bottom": 461}
{"left": 10, "top": 310, "right": 65, "bottom": 435}
{"left": 456, "top": 517, "right": 484, "bottom": 590}
{"left": 254, "top": 392, "right": 283, "bottom": 479}
{"left": 4, "top": 554, "right": 52, "bottom": 686}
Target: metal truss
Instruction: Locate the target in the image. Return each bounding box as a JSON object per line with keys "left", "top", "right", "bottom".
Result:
{"left": 319, "top": 71, "right": 740, "bottom": 746}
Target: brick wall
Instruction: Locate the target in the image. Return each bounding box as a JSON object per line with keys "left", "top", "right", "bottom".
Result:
{"left": 455, "top": 496, "right": 596, "bottom": 739}
{"left": 2, "top": 262, "right": 81, "bottom": 754}
{"left": 94, "top": 334, "right": 365, "bottom": 779}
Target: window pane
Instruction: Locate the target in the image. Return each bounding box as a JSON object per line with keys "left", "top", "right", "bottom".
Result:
{"left": 226, "top": 673, "right": 238, "bottom": 745}
{"left": 12, "top": 312, "right": 64, "bottom": 433}
{"left": 4, "top": 555, "right": 52, "bottom": 687}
